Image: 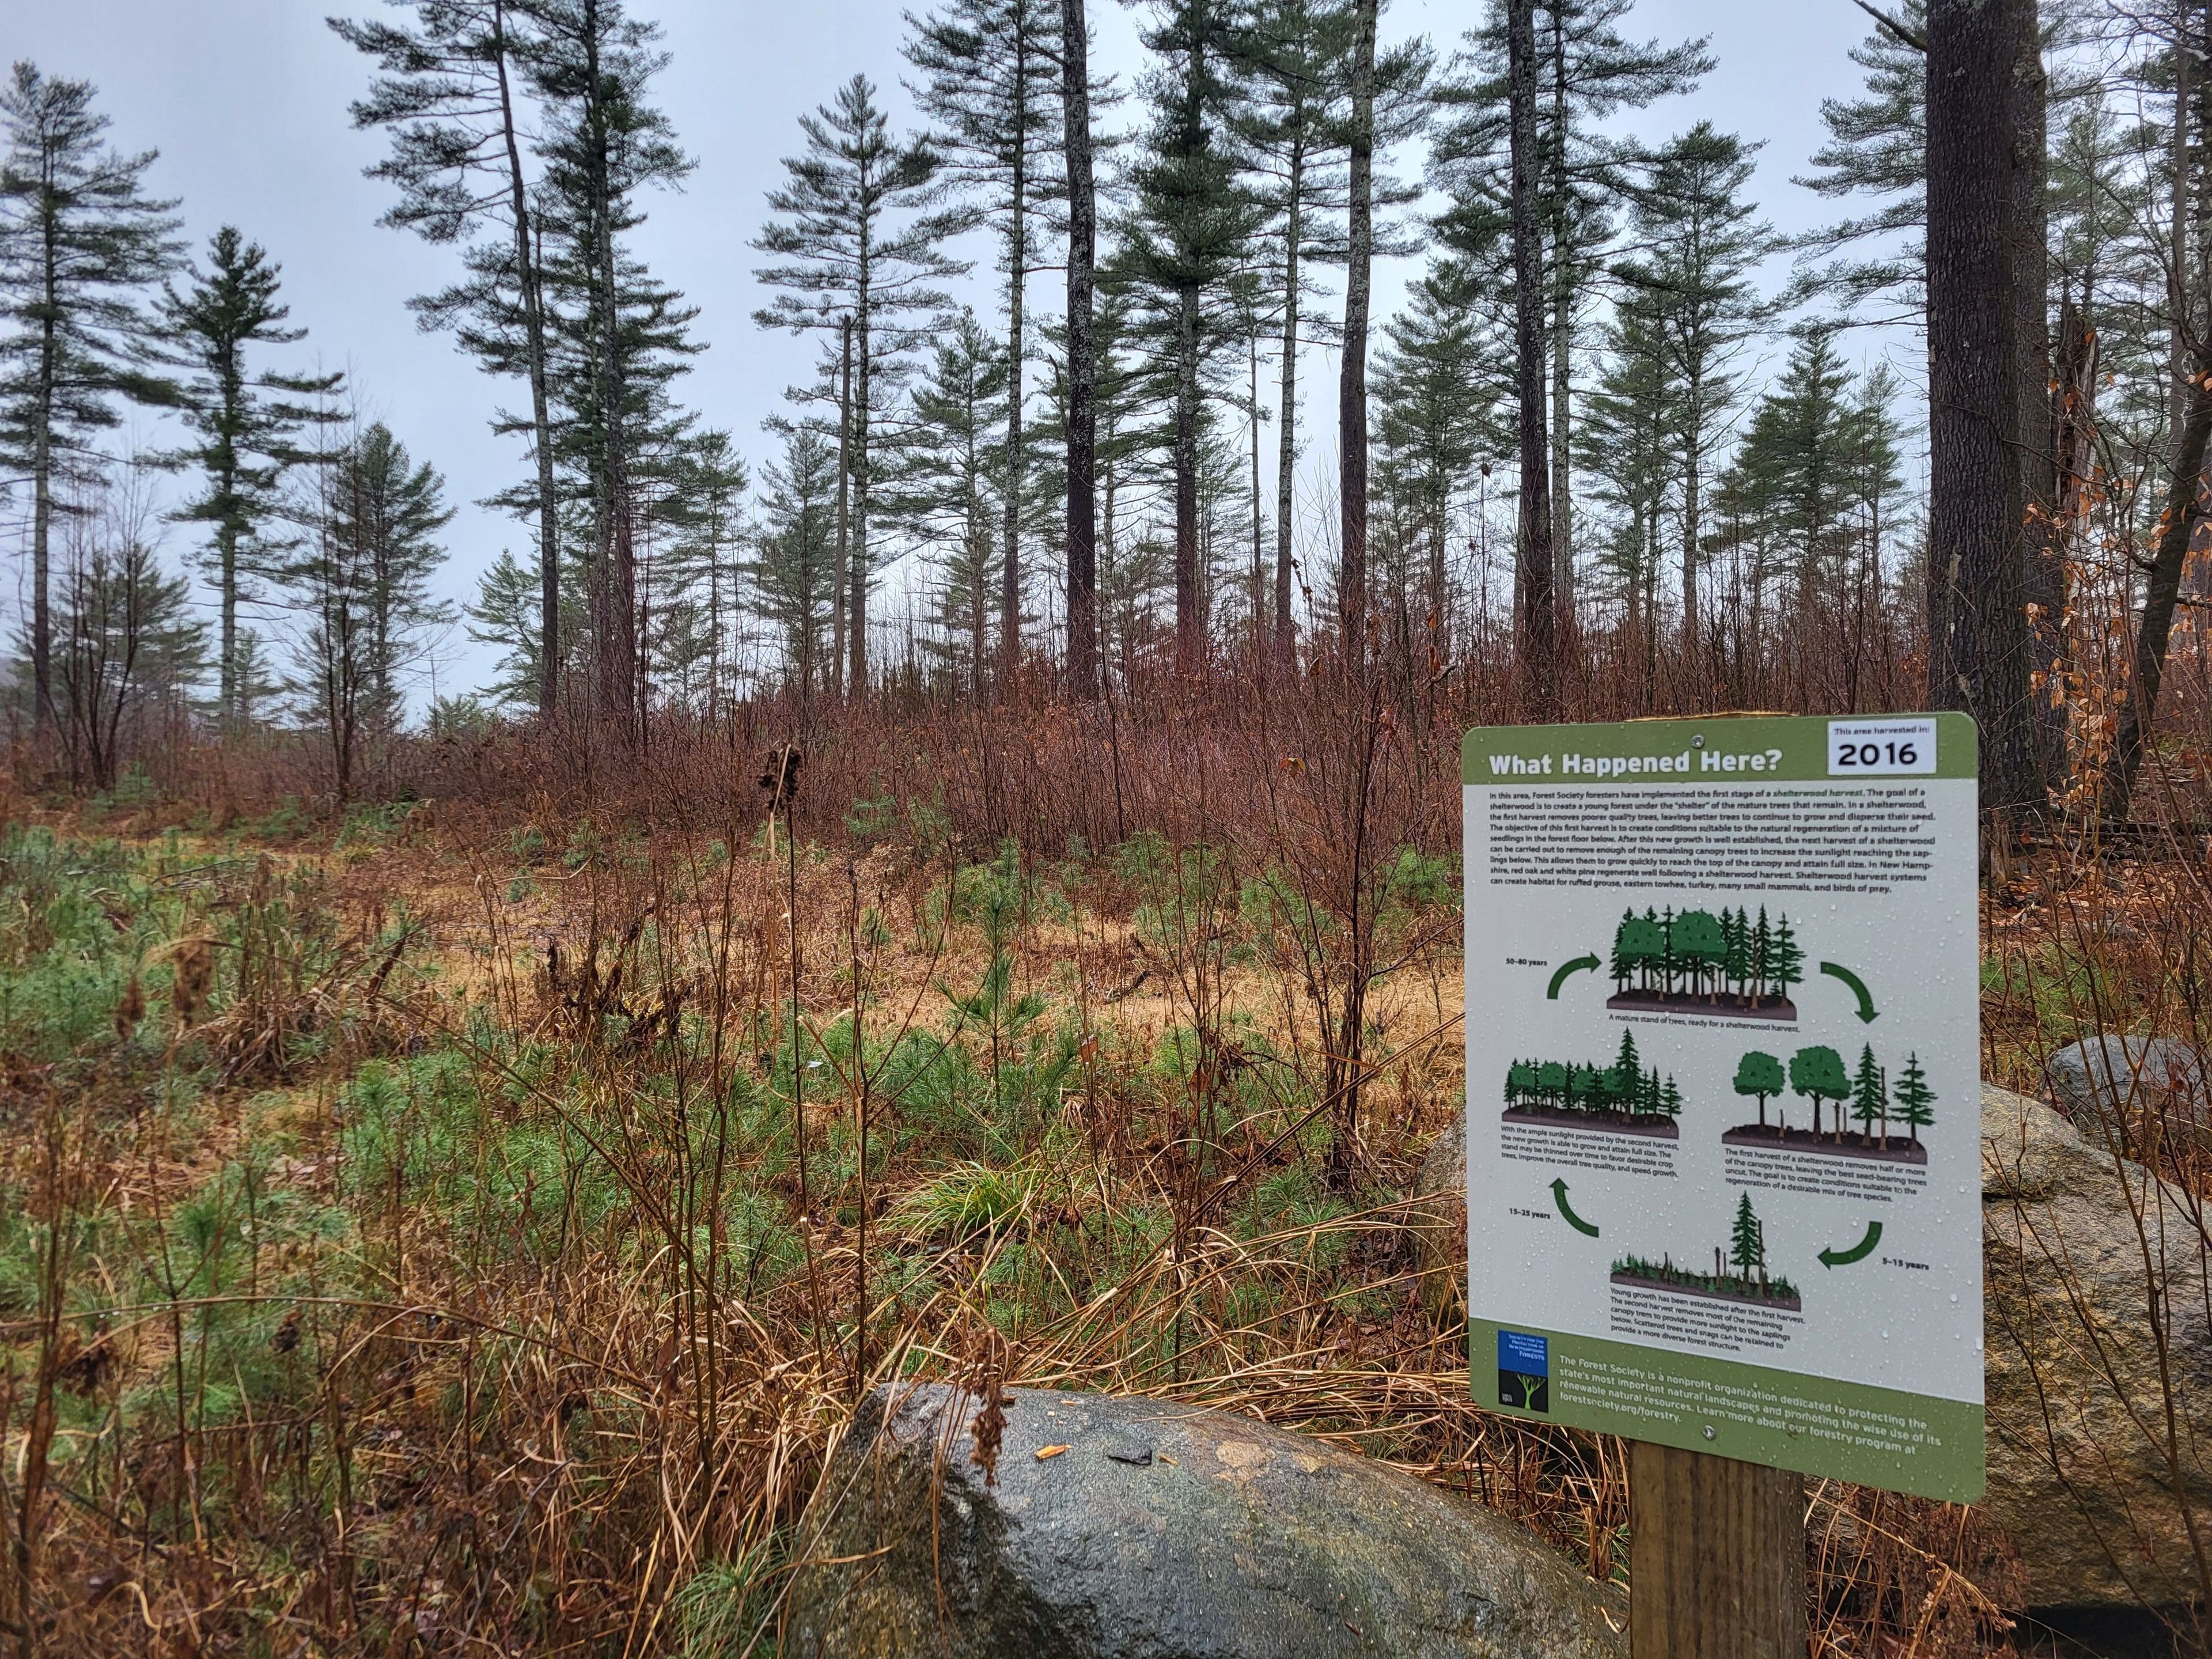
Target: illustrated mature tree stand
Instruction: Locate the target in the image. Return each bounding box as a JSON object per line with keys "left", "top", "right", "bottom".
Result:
{"left": 1606, "top": 903, "right": 1805, "bottom": 1020}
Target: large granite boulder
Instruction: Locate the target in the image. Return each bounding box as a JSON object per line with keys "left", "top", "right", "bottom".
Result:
{"left": 2044, "top": 1035, "right": 2207, "bottom": 1138}
{"left": 1980, "top": 1083, "right": 2212, "bottom": 1611}
{"left": 786, "top": 1383, "right": 1627, "bottom": 1659}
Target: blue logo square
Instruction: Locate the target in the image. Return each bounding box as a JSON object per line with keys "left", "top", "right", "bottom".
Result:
{"left": 1497, "top": 1330, "right": 1548, "bottom": 1375}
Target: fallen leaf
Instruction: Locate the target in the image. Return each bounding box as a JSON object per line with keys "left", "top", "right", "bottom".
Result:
{"left": 1035, "top": 1444, "right": 1070, "bottom": 1460}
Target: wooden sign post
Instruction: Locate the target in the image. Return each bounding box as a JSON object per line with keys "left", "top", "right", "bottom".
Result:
{"left": 1628, "top": 1442, "right": 1802, "bottom": 1657}
{"left": 1462, "top": 715, "right": 1984, "bottom": 1654}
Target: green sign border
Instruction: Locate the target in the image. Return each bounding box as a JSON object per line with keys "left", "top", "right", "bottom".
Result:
{"left": 1463, "top": 711, "right": 1979, "bottom": 787}
{"left": 1476, "top": 1318, "right": 1985, "bottom": 1503}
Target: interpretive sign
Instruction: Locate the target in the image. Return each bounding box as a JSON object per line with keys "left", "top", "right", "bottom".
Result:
{"left": 1464, "top": 713, "right": 1983, "bottom": 1502}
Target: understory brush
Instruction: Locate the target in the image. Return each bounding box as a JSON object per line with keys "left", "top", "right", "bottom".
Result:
{"left": 3, "top": 794, "right": 2187, "bottom": 1657}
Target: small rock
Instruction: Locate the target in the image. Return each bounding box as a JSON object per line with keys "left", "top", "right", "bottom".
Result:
{"left": 787, "top": 1383, "right": 1626, "bottom": 1659}
{"left": 2044, "top": 1035, "right": 2207, "bottom": 1136}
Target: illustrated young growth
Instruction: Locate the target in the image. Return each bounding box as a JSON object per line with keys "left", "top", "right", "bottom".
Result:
{"left": 1503, "top": 1029, "right": 1683, "bottom": 1138}
{"left": 1722, "top": 1043, "right": 1936, "bottom": 1165}
{"left": 1611, "top": 1192, "right": 1804, "bottom": 1312}
{"left": 1606, "top": 903, "right": 1804, "bottom": 1019}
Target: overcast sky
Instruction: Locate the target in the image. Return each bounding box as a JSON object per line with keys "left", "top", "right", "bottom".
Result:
{"left": 4, "top": 0, "right": 1896, "bottom": 704}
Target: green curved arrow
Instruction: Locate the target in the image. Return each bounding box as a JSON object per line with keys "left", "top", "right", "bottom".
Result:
{"left": 1818, "top": 1220, "right": 1883, "bottom": 1268}
{"left": 1547, "top": 955, "right": 1601, "bottom": 999}
{"left": 1550, "top": 1178, "right": 1600, "bottom": 1238}
{"left": 1819, "top": 961, "right": 1879, "bottom": 1023}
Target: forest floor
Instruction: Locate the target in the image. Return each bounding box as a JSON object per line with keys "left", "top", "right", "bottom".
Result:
{"left": 0, "top": 787, "right": 2191, "bottom": 1656}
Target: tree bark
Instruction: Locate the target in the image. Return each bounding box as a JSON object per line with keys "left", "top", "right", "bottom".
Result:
{"left": 2105, "top": 346, "right": 2212, "bottom": 818}
{"left": 1548, "top": 17, "right": 1575, "bottom": 631}
{"left": 1337, "top": 0, "right": 1377, "bottom": 664}
{"left": 2174, "top": 4, "right": 2194, "bottom": 461}
{"left": 834, "top": 315, "right": 854, "bottom": 698}
{"left": 1927, "top": 0, "right": 2034, "bottom": 812}
{"left": 2043, "top": 289, "right": 2096, "bottom": 775}
{"left": 2012, "top": 0, "right": 2062, "bottom": 794}
{"left": 492, "top": 0, "right": 562, "bottom": 720}
{"left": 1507, "top": 0, "right": 1557, "bottom": 714}
{"left": 1062, "top": 0, "right": 1099, "bottom": 698}
{"left": 1001, "top": 10, "right": 1031, "bottom": 690}
{"left": 1681, "top": 377, "right": 1703, "bottom": 673}
{"left": 1249, "top": 324, "right": 1264, "bottom": 658}
{"left": 1173, "top": 279, "right": 1202, "bottom": 673}
{"left": 1274, "top": 134, "right": 1304, "bottom": 669}
{"left": 853, "top": 245, "right": 874, "bottom": 694}
{"left": 32, "top": 302, "right": 54, "bottom": 732}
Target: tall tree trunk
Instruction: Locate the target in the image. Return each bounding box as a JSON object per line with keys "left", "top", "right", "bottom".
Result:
{"left": 1172, "top": 281, "right": 1200, "bottom": 673}
{"left": 493, "top": 0, "right": 562, "bottom": 719}
{"left": 1681, "top": 375, "right": 1703, "bottom": 679}
{"left": 31, "top": 306, "right": 55, "bottom": 731}
{"left": 1249, "top": 324, "right": 1264, "bottom": 657}
{"left": 852, "top": 304, "right": 872, "bottom": 694}
{"left": 2013, "top": 0, "right": 2062, "bottom": 794}
{"left": 1548, "top": 15, "right": 1575, "bottom": 631}
{"left": 1171, "top": 13, "right": 1207, "bottom": 677}
{"left": 1002, "top": 19, "right": 1029, "bottom": 689}
{"left": 1927, "top": 0, "right": 2034, "bottom": 812}
{"left": 2107, "top": 345, "right": 2212, "bottom": 817}
{"left": 1062, "top": 0, "right": 1099, "bottom": 697}
{"left": 2045, "top": 289, "right": 2097, "bottom": 772}
{"left": 834, "top": 315, "right": 853, "bottom": 698}
{"left": 1338, "top": 0, "right": 1377, "bottom": 663}
{"left": 1508, "top": 0, "right": 1557, "bottom": 714}
{"left": 217, "top": 418, "right": 241, "bottom": 727}
{"left": 2174, "top": 3, "right": 2193, "bottom": 460}
{"left": 1275, "top": 135, "right": 1304, "bottom": 669}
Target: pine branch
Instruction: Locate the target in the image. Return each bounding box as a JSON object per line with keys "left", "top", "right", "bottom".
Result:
{"left": 1850, "top": 0, "right": 1926, "bottom": 54}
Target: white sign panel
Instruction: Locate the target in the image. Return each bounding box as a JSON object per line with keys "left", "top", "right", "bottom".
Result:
{"left": 1463, "top": 713, "right": 1983, "bottom": 1500}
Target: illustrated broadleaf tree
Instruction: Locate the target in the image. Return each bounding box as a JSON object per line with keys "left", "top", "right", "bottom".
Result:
{"left": 1892, "top": 1051, "right": 1936, "bottom": 1146}
{"left": 1673, "top": 908, "right": 1725, "bottom": 995}
{"left": 1790, "top": 1043, "right": 1849, "bottom": 1139}
{"left": 1616, "top": 912, "right": 1663, "bottom": 990}
{"left": 1734, "top": 1049, "right": 1784, "bottom": 1129}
